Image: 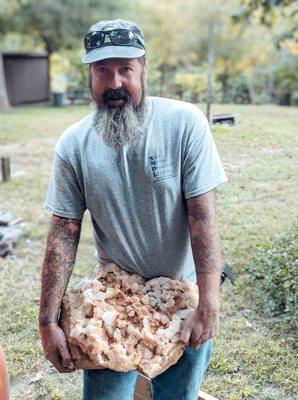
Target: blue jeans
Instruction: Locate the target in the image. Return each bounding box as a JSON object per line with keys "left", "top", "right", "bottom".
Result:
{"left": 83, "top": 340, "right": 212, "bottom": 400}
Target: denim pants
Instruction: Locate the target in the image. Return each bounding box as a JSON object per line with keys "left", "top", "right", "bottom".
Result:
{"left": 83, "top": 340, "right": 212, "bottom": 400}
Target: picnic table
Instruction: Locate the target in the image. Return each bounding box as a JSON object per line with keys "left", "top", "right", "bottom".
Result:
{"left": 211, "top": 113, "right": 238, "bottom": 126}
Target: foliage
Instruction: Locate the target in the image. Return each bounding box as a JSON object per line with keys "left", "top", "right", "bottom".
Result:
{"left": 50, "top": 50, "right": 89, "bottom": 92}
{"left": 247, "top": 225, "right": 298, "bottom": 326}
{"left": 136, "top": 0, "right": 193, "bottom": 96}
{"left": 232, "top": 0, "right": 296, "bottom": 27}
{"left": 175, "top": 71, "right": 203, "bottom": 102}
{"left": 175, "top": 69, "right": 222, "bottom": 103}
{"left": 231, "top": 76, "right": 251, "bottom": 103}
{"left": 274, "top": 50, "right": 298, "bottom": 105}
{"left": 0, "top": 0, "right": 297, "bottom": 105}
{"left": 0, "top": 0, "right": 124, "bottom": 54}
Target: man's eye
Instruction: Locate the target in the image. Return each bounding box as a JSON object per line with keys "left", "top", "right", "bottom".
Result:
{"left": 95, "top": 67, "right": 107, "bottom": 73}
{"left": 122, "top": 67, "right": 133, "bottom": 72}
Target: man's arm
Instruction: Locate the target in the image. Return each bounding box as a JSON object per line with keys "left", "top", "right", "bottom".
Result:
{"left": 180, "top": 189, "right": 221, "bottom": 349}
{"left": 39, "top": 214, "right": 82, "bottom": 372}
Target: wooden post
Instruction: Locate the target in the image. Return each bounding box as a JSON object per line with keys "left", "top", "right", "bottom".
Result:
{"left": 1, "top": 157, "right": 11, "bottom": 182}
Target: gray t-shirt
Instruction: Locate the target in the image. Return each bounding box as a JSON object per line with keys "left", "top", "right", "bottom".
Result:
{"left": 45, "top": 96, "right": 227, "bottom": 282}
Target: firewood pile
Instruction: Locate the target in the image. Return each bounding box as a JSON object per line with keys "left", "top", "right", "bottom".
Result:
{"left": 60, "top": 263, "right": 199, "bottom": 378}
{"left": 0, "top": 211, "right": 27, "bottom": 257}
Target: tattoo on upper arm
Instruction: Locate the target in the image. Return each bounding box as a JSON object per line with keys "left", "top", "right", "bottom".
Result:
{"left": 46, "top": 216, "right": 82, "bottom": 272}
{"left": 48, "top": 215, "right": 82, "bottom": 246}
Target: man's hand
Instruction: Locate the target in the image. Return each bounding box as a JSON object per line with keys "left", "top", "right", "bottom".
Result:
{"left": 40, "top": 322, "right": 75, "bottom": 373}
{"left": 179, "top": 304, "right": 219, "bottom": 349}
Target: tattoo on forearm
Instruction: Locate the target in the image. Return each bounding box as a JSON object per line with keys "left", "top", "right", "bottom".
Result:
{"left": 187, "top": 193, "right": 221, "bottom": 275}
{"left": 39, "top": 216, "right": 81, "bottom": 325}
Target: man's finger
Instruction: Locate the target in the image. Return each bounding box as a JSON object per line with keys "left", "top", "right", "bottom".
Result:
{"left": 190, "top": 334, "right": 202, "bottom": 350}
{"left": 179, "top": 323, "right": 192, "bottom": 345}
{"left": 58, "top": 343, "right": 75, "bottom": 370}
{"left": 191, "top": 342, "right": 201, "bottom": 350}
{"left": 191, "top": 333, "right": 211, "bottom": 349}
{"left": 47, "top": 352, "right": 69, "bottom": 373}
{"left": 199, "top": 334, "right": 210, "bottom": 346}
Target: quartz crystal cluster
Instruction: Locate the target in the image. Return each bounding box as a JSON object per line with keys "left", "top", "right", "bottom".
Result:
{"left": 60, "top": 263, "right": 198, "bottom": 378}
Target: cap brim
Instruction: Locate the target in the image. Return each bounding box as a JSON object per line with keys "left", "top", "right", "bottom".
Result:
{"left": 82, "top": 46, "right": 145, "bottom": 64}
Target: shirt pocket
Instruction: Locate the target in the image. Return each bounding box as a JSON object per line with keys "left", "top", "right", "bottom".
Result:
{"left": 147, "top": 151, "right": 178, "bottom": 182}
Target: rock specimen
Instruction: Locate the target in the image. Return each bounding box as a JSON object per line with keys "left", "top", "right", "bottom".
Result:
{"left": 60, "top": 263, "right": 198, "bottom": 378}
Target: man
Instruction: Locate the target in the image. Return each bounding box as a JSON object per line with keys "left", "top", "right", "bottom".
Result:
{"left": 39, "top": 19, "right": 227, "bottom": 400}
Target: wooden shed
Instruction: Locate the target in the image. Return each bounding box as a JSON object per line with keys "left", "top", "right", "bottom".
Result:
{"left": 3, "top": 52, "right": 50, "bottom": 106}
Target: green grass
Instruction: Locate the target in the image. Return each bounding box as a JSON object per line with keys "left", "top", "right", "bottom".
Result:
{"left": 0, "top": 103, "right": 297, "bottom": 399}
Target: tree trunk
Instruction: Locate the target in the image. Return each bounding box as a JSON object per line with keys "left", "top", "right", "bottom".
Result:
{"left": 205, "top": 20, "right": 215, "bottom": 123}
{"left": 220, "top": 69, "right": 230, "bottom": 103}
{"left": 267, "top": 67, "right": 275, "bottom": 104}
{"left": 159, "top": 64, "right": 166, "bottom": 97}
{"left": 0, "top": 54, "right": 10, "bottom": 111}
{"left": 248, "top": 77, "right": 257, "bottom": 104}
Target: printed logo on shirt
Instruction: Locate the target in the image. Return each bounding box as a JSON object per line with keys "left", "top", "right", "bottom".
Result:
{"left": 148, "top": 154, "right": 177, "bottom": 182}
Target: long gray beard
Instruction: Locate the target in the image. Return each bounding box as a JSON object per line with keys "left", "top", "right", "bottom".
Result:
{"left": 92, "top": 95, "right": 147, "bottom": 149}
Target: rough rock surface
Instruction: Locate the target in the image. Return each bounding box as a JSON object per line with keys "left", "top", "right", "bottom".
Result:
{"left": 60, "top": 263, "right": 198, "bottom": 378}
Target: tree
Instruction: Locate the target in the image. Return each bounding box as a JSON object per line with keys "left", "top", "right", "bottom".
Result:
{"left": 232, "top": 0, "right": 297, "bottom": 52}
{"left": 132, "top": 0, "right": 193, "bottom": 96}
{"left": 1, "top": 0, "right": 123, "bottom": 54}
{"left": 0, "top": 0, "right": 17, "bottom": 110}
{"left": 184, "top": 0, "right": 243, "bottom": 117}
{"left": 232, "top": 0, "right": 296, "bottom": 27}
{"left": 231, "top": 0, "right": 297, "bottom": 104}
{"left": 0, "top": 0, "right": 125, "bottom": 110}
{"left": 0, "top": 54, "right": 9, "bottom": 110}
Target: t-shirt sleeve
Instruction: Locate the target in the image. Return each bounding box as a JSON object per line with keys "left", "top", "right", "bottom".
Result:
{"left": 182, "top": 108, "right": 228, "bottom": 199}
{"left": 44, "top": 151, "right": 86, "bottom": 219}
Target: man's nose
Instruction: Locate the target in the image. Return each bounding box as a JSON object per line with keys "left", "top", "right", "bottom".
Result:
{"left": 108, "top": 73, "right": 123, "bottom": 90}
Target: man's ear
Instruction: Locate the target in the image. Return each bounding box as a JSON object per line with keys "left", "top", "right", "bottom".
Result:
{"left": 143, "top": 61, "right": 148, "bottom": 82}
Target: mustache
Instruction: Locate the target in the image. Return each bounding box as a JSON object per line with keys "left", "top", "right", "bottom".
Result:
{"left": 103, "top": 88, "right": 130, "bottom": 103}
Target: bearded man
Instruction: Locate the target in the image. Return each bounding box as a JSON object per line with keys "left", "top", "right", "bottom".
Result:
{"left": 39, "top": 19, "right": 228, "bottom": 400}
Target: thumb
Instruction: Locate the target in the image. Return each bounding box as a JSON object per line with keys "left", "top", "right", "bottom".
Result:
{"left": 180, "top": 322, "right": 192, "bottom": 345}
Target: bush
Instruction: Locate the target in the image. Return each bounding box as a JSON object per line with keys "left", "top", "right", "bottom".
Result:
{"left": 247, "top": 225, "right": 298, "bottom": 326}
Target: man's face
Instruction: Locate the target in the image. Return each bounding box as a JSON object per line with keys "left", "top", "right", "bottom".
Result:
{"left": 90, "top": 58, "right": 146, "bottom": 107}
{"left": 90, "top": 57, "right": 148, "bottom": 149}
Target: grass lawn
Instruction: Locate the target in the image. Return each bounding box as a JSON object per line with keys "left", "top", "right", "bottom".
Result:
{"left": 0, "top": 102, "right": 297, "bottom": 400}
